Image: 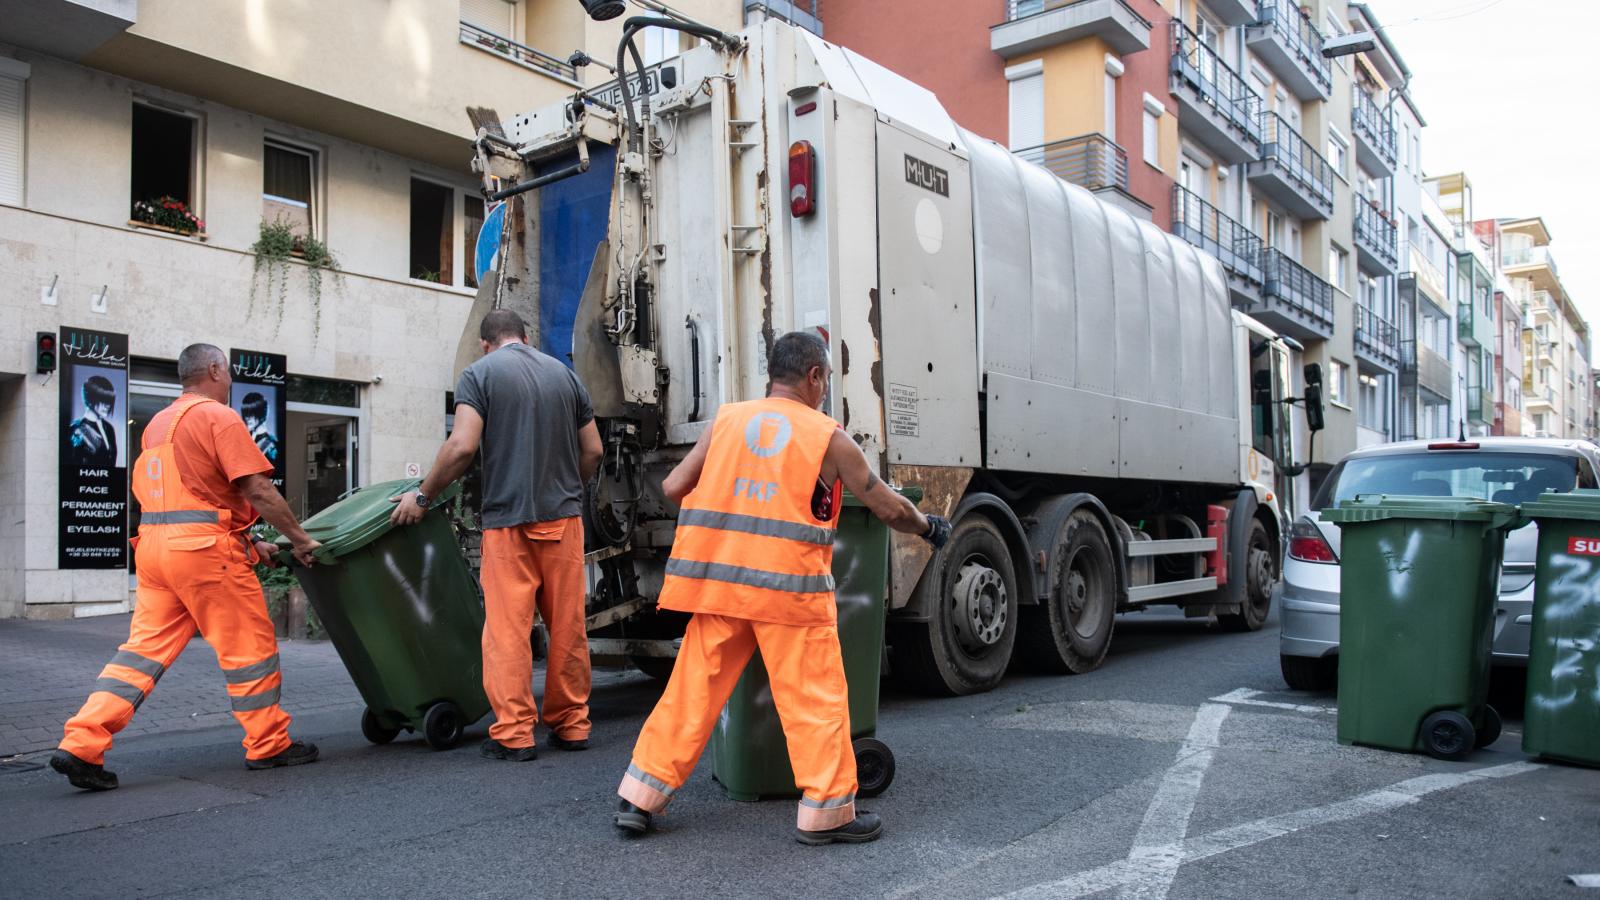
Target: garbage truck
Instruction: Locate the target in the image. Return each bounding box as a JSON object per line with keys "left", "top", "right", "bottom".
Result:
{"left": 461, "top": 11, "right": 1323, "bottom": 696}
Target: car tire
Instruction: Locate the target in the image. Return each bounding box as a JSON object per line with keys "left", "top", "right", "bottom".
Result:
{"left": 1280, "top": 653, "right": 1337, "bottom": 692}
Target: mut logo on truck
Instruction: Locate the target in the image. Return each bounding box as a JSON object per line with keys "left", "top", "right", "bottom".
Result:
{"left": 1568, "top": 537, "right": 1600, "bottom": 556}
{"left": 904, "top": 154, "right": 949, "bottom": 197}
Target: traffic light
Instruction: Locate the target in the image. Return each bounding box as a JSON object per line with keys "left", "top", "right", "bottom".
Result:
{"left": 36, "top": 332, "right": 56, "bottom": 374}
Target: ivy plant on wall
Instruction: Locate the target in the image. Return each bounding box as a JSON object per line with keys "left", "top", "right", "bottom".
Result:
{"left": 249, "top": 219, "right": 341, "bottom": 338}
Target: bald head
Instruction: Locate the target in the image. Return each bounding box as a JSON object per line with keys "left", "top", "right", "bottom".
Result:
{"left": 178, "top": 344, "right": 226, "bottom": 385}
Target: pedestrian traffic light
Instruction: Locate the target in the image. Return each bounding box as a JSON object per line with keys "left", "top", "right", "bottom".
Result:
{"left": 36, "top": 332, "right": 56, "bottom": 374}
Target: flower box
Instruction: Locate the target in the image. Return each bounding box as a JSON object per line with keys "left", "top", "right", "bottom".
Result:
{"left": 127, "top": 219, "right": 208, "bottom": 241}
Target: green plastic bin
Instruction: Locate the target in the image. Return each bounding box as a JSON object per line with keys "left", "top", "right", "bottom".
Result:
{"left": 276, "top": 478, "right": 490, "bottom": 750}
{"left": 1519, "top": 489, "right": 1600, "bottom": 767}
{"left": 1323, "top": 494, "right": 1520, "bottom": 759}
{"left": 709, "top": 491, "right": 898, "bottom": 801}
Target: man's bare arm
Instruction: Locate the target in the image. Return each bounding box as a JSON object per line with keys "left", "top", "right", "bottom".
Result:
{"left": 237, "top": 473, "right": 320, "bottom": 565}
{"left": 662, "top": 426, "right": 713, "bottom": 503}
{"left": 825, "top": 430, "right": 929, "bottom": 535}
{"left": 578, "top": 420, "right": 603, "bottom": 484}
{"left": 390, "top": 405, "right": 483, "bottom": 526}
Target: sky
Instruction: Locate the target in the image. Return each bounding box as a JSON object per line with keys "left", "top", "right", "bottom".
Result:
{"left": 1379, "top": 0, "right": 1595, "bottom": 327}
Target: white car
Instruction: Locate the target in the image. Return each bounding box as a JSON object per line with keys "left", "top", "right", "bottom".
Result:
{"left": 1279, "top": 436, "right": 1600, "bottom": 691}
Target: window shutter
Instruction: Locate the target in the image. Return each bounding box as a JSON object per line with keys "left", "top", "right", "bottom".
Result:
{"left": 460, "top": 0, "right": 515, "bottom": 36}
{"left": 0, "top": 73, "right": 23, "bottom": 206}
{"left": 1008, "top": 74, "right": 1043, "bottom": 152}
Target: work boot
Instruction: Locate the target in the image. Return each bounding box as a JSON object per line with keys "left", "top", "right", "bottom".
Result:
{"left": 245, "top": 740, "right": 320, "bottom": 770}
{"left": 795, "top": 811, "right": 883, "bottom": 846}
{"left": 547, "top": 733, "right": 589, "bottom": 752}
{"left": 50, "top": 749, "right": 118, "bottom": 792}
{"left": 480, "top": 738, "right": 538, "bottom": 762}
{"left": 615, "top": 799, "right": 652, "bottom": 835}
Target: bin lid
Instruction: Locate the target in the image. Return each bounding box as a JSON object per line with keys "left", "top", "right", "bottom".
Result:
{"left": 276, "top": 478, "right": 461, "bottom": 561}
{"left": 1322, "top": 494, "right": 1519, "bottom": 528}
{"left": 1519, "top": 488, "right": 1600, "bottom": 522}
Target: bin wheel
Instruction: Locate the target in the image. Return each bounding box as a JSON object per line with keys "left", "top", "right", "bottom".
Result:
{"left": 853, "top": 737, "right": 895, "bottom": 798}
{"left": 1475, "top": 705, "right": 1503, "bottom": 749}
{"left": 423, "top": 701, "right": 464, "bottom": 750}
{"left": 361, "top": 707, "right": 401, "bottom": 745}
{"left": 1419, "top": 710, "right": 1476, "bottom": 760}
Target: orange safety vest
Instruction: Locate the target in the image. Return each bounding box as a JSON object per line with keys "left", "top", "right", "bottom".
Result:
{"left": 658, "top": 397, "right": 841, "bottom": 626}
{"left": 131, "top": 397, "right": 258, "bottom": 561}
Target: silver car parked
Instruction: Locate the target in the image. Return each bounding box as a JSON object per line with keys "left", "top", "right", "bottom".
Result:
{"left": 1279, "top": 437, "right": 1600, "bottom": 691}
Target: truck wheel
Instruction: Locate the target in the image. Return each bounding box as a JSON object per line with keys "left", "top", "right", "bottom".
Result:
{"left": 1219, "top": 518, "right": 1274, "bottom": 632}
{"left": 1016, "top": 510, "right": 1116, "bottom": 674}
{"left": 889, "top": 516, "right": 1018, "bottom": 696}
{"left": 1280, "top": 654, "right": 1337, "bottom": 691}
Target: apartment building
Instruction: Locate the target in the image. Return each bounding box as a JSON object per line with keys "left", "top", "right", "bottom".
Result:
{"left": 0, "top": 0, "right": 742, "bottom": 618}
{"left": 1490, "top": 216, "right": 1590, "bottom": 439}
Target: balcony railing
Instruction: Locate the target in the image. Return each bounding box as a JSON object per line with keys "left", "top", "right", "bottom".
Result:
{"left": 1015, "top": 133, "right": 1130, "bottom": 193}
{"left": 1400, "top": 244, "right": 1448, "bottom": 308}
{"left": 1502, "top": 244, "right": 1559, "bottom": 276}
{"left": 745, "top": 0, "right": 823, "bottom": 34}
{"left": 1355, "top": 304, "right": 1399, "bottom": 362}
{"left": 1262, "top": 248, "right": 1334, "bottom": 327}
{"left": 1171, "top": 22, "right": 1264, "bottom": 148}
{"left": 1250, "top": 0, "right": 1331, "bottom": 97}
{"left": 1171, "top": 185, "right": 1263, "bottom": 284}
{"left": 1006, "top": 0, "right": 1150, "bottom": 25}
{"left": 1351, "top": 87, "right": 1396, "bottom": 170}
{"left": 1466, "top": 386, "right": 1492, "bottom": 424}
{"left": 459, "top": 21, "right": 577, "bottom": 80}
{"left": 1253, "top": 112, "right": 1334, "bottom": 217}
{"left": 1354, "top": 202, "right": 1399, "bottom": 272}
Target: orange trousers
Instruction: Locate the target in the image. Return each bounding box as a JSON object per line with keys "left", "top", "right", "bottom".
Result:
{"left": 60, "top": 536, "right": 292, "bottom": 764}
{"left": 618, "top": 613, "right": 858, "bottom": 831}
{"left": 480, "top": 517, "right": 591, "bottom": 748}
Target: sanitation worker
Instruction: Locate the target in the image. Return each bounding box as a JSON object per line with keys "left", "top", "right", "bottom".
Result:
{"left": 391, "top": 309, "right": 603, "bottom": 761}
{"left": 52, "top": 344, "right": 323, "bottom": 791}
{"left": 614, "top": 331, "right": 950, "bottom": 845}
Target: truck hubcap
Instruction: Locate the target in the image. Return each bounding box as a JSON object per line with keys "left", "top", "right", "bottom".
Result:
{"left": 952, "top": 561, "right": 1007, "bottom": 651}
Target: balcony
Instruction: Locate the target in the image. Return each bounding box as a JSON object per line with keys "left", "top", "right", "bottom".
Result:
{"left": 1526, "top": 385, "right": 1557, "bottom": 411}
{"left": 1498, "top": 403, "right": 1523, "bottom": 437}
{"left": 1171, "top": 185, "right": 1264, "bottom": 306}
{"left": 1249, "top": 248, "right": 1334, "bottom": 341}
{"left": 994, "top": 0, "right": 1152, "bottom": 57}
{"left": 1205, "top": 0, "right": 1260, "bottom": 27}
{"left": 1466, "top": 386, "right": 1493, "bottom": 425}
{"left": 1354, "top": 203, "right": 1399, "bottom": 276}
{"left": 1016, "top": 133, "right": 1129, "bottom": 193}
{"left": 460, "top": 21, "right": 577, "bottom": 80}
{"left": 1244, "top": 0, "right": 1332, "bottom": 101}
{"left": 1355, "top": 304, "right": 1399, "bottom": 370}
{"left": 1503, "top": 245, "right": 1560, "bottom": 277}
{"left": 1350, "top": 88, "right": 1397, "bottom": 176}
{"left": 1402, "top": 244, "right": 1448, "bottom": 307}
{"left": 1247, "top": 113, "right": 1334, "bottom": 219}
{"left": 744, "top": 0, "right": 823, "bottom": 35}
{"left": 0, "top": 0, "right": 135, "bottom": 61}
{"left": 1170, "top": 22, "right": 1264, "bottom": 165}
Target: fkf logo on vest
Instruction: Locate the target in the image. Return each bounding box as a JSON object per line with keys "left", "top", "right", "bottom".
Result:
{"left": 735, "top": 411, "right": 791, "bottom": 502}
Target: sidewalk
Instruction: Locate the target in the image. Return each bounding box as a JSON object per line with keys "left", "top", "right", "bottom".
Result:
{"left": 0, "top": 614, "right": 362, "bottom": 758}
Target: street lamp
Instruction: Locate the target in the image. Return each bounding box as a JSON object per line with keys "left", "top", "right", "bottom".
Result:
{"left": 1321, "top": 30, "right": 1378, "bottom": 59}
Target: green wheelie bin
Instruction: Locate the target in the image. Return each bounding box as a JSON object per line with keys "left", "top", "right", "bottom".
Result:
{"left": 1323, "top": 495, "right": 1520, "bottom": 759}
{"left": 277, "top": 478, "right": 490, "bottom": 750}
{"left": 1519, "top": 489, "right": 1600, "bottom": 767}
{"left": 709, "top": 491, "right": 896, "bottom": 800}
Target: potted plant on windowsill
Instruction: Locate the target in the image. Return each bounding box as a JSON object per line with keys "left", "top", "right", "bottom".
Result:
{"left": 130, "top": 196, "right": 206, "bottom": 239}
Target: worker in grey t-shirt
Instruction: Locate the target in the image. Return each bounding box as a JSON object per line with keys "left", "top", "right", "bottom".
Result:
{"left": 391, "top": 309, "right": 603, "bottom": 761}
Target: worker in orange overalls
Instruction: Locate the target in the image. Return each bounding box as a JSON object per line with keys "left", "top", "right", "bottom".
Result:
{"left": 52, "top": 344, "right": 323, "bottom": 791}
{"left": 614, "top": 331, "right": 949, "bottom": 845}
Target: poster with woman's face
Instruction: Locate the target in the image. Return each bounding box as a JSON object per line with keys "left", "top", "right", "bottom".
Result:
{"left": 67, "top": 364, "right": 127, "bottom": 469}
{"left": 232, "top": 383, "right": 282, "bottom": 466}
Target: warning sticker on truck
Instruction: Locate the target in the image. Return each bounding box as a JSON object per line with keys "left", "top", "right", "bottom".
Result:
{"left": 889, "top": 383, "right": 920, "bottom": 437}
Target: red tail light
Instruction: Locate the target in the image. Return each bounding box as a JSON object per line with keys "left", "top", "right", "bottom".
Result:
{"left": 789, "top": 140, "right": 816, "bottom": 218}
{"left": 1288, "top": 517, "right": 1337, "bottom": 564}
{"left": 1427, "top": 442, "right": 1480, "bottom": 450}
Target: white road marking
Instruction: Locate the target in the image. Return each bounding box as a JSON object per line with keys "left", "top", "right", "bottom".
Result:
{"left": 1115, "top": 703, "right": 1230, "bottom": 900}
{"left": 1570, "top": 874, "right": 1600, "bottom": 888}
{"left": 1209, "top": 687, "right": 1337, "bottom": 716}
{"left": 993, "top": 761, "right": 1545, "bottom": 900}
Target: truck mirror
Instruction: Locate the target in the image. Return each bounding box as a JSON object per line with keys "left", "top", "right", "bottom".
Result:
{"left": 1304, "top": 383, "right": 1326, "bottom": 432}
{"left": 1303, "top": 362, "right": 1323, "bottom": 387}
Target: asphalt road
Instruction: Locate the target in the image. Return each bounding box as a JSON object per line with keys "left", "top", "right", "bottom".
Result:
{"left": 3, "top": 603, "right": 1597, "bottom": 899}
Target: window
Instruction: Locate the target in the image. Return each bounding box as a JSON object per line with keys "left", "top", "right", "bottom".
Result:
{"left": 464, "top": 194, "right": 486, "bottom": 289}
{"left": 460, "top": 0, "right": 515, "bottom": 36}
{"left": 1359, "top": 273, "right": 1377, "bottom": 311}
{"left": 1329, "top": 245, "right": 1349, "bottom": 292}
{"left": 639, "top": 27, "right": 673, "bottom": 65}
{"left": 0, "top": 58, "right": 25, "bottom": 206}
{"left": 411, "top": 177, "right": 455, "bottom": 284}
{"left": 1104, "top": 72, "right": 1118, "bottom": 141}
{"left": 1142, "top": 110, "right": 1160, "bottom": 166}
{"left": 1007, "top": 63, "right": 1044, "bottom": 151}
{"left": 1329, "top": 360, "right": 1350, "bottom": 407}
{"left": 1358, "top": 373, "right": 1382, "bottom": 431}
{"left": 1327, "top": 128, "right": 1349, "bottom": 178}
{"left": 130, "top": 102, "right": 198, "bottom": 222}
{"left": 1411, "top": 134, "right": 1420, "bottom": 173}
{"left": 264, "top": 140, "right": 317, "bottom": 238}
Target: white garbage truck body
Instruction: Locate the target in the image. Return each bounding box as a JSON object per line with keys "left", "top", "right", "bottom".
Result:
{"left": 473, "top": 19, "right": 1309, "bottom": 694}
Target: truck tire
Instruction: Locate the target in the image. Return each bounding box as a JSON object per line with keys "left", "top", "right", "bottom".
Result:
{"left": 1016, "top": 510, "right": 1116, "bottom": 674}
{"left": 1218, "top": 518, "right": 1274, "bottom": 632}
{"left": 889, "top": 516, "right": 1018, "bottom": 696}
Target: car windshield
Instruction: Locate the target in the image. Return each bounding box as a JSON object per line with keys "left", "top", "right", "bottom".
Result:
{"left": 1314, "top": 451, "right": 1578, "bottom": 510}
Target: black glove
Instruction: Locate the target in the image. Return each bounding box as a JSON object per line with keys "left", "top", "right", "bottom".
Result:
{"left": 921, "top": 515, "right": 951, "bottom": 550}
